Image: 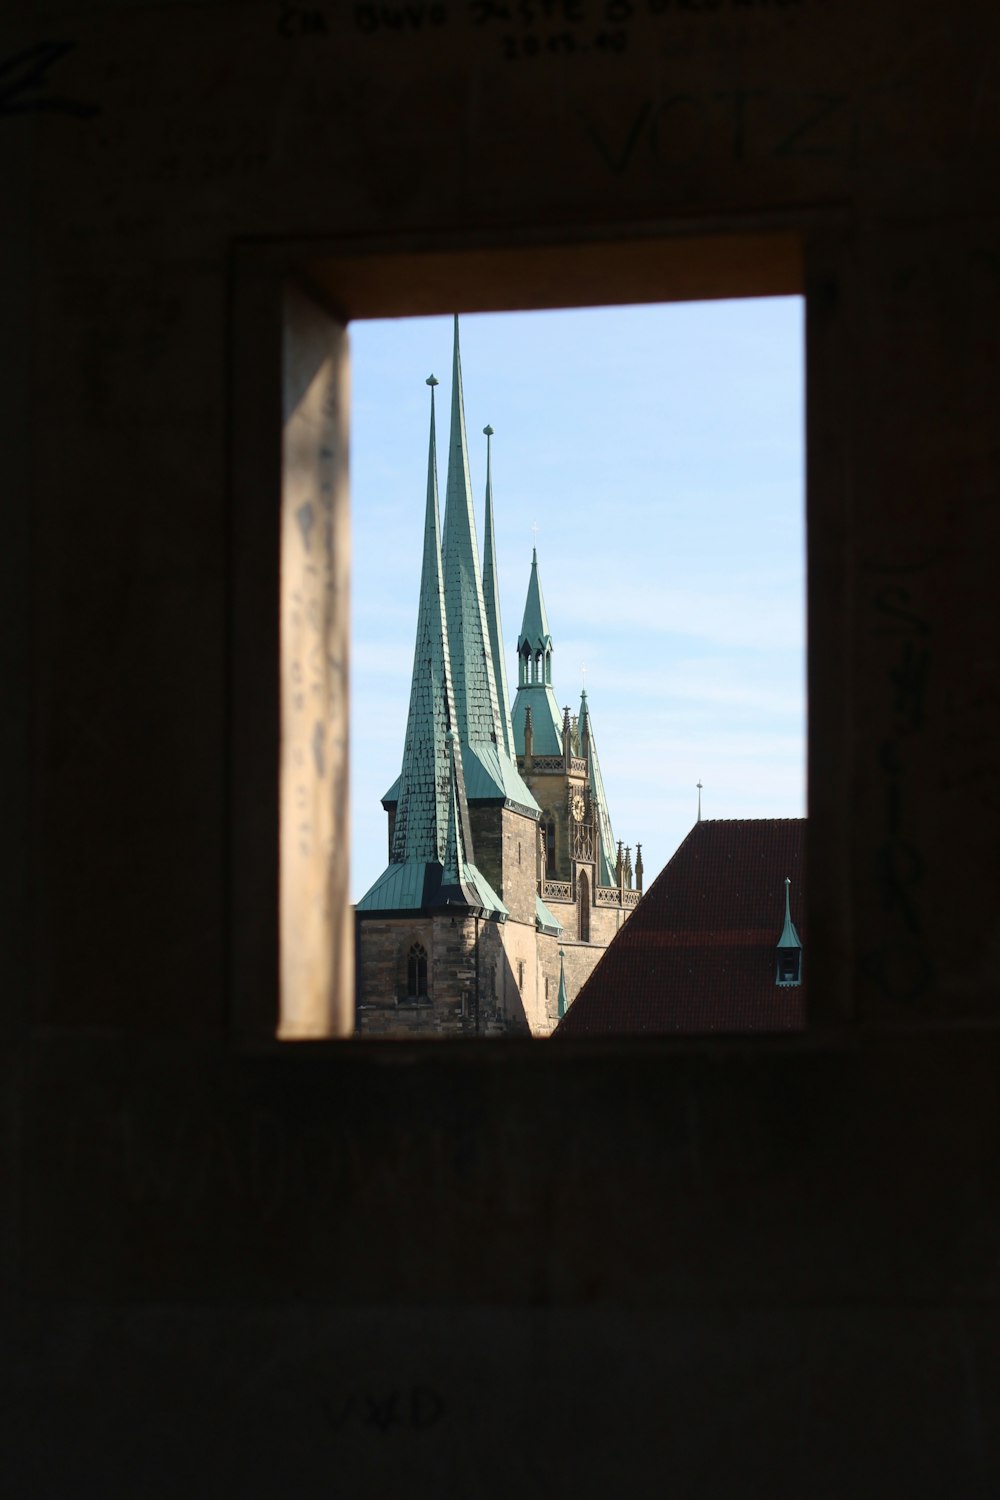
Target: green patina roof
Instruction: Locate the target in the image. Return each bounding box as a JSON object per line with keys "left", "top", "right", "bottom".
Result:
{"left": 580, "top": 689, "right": 619, "bottom": 887}
{"left": 518, "top": 547, "right": 552, "bottom": 653}
{"left": 460, "top": 741, "right": 536, "bottom": 811}
{"left": 511, "top": 684, "right": 564, "bottom": 757}
{"left": 511, "top": 548, "right": 564, "bottom": 756}
{"left": 777, "top": 876, "right": 802, "bottom": 949}
{"left": 381, "top": 772, "right": 401, "bottom": 806}
{"left": 356, "top": 857, "right": 507, "bottom": 920}
{"left": 385, "top": 741, "right": 540, "bottom": 813}
{"left": 481, "top": 425, "right": 515, "bottom": 761}
{"left": 535, "top": 893, "right": 563, "bottom": 937}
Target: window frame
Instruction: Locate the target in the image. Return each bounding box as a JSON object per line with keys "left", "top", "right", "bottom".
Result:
{"left": 230, "top": 222, "right": 851, "bottom": 1046}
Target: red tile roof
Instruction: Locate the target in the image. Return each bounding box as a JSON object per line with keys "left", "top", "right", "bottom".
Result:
{"left": 555, "top": 819, "right": 806, "bottom": 1036}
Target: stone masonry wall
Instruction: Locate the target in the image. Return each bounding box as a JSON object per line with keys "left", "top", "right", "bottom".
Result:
{"left": 358, "top": 916, "right": 479, "bottom": 1036}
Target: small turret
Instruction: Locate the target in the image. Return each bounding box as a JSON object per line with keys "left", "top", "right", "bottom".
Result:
{"left": 523, "top": 706, "right": 534, "bottom": 767}
{"left": 635, "top": 844, "right": 644, "bottom": 893}
{"left": 557, "top": 947, "right": 568, "bottom": 1019}
{"left": 624, "top": 845, "right": 633, "bottom": 889}
{"left": 616, "top": 841, "right": 624, "bottom": 887}
{"left": 775, "top": 876, "right": 803, "bottom": 986}
{"left": 562, "top": 705, "right": 572, "bottom": 767}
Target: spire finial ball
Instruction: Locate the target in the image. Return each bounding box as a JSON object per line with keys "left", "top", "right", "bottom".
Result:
{"left": 426, "top": 374, "right": 438, "bottom": 387}
{"left": 483, "top": 424, "right": 494, "bottom": 437}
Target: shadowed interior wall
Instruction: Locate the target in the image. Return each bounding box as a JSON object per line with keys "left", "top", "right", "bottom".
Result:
{"left": 4, "top": 2, "right": 1000, "bottom": 1495}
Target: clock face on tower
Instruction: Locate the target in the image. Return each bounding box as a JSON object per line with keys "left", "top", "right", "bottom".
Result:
{"left": 571, "top": 793, "right": 585, "bottom": 822}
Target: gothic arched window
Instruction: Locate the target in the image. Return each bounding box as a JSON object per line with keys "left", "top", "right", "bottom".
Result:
{"left": 578, "top": 872, "right": 590, "bottom": 942}
{"left": 407, "top": 942, "right": 428, "bottom": 998}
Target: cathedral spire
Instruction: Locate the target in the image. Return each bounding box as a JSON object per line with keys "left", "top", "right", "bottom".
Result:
{"left": 357, "top": 375, "right": 506, "bottom": 919}
{"left": 481, "top": 423, "right": 515, "bottom": 759}
{"left": 441, "top": 315, "right": 503, "bottom": 749}
{"left": 389, "top": 373, "right": 454, "bottom": 867}
{"left": 440, "top": 317, "right": 538, "bottom": 814}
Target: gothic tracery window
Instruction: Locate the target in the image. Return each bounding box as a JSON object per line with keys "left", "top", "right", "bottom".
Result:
{"left": 407, "top": 942, "right": 428, "bottom": 998}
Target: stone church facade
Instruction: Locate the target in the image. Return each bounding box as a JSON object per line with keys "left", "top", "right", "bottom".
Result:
{"left": 355, "top": 320, "right": 639, "bottom": 1037}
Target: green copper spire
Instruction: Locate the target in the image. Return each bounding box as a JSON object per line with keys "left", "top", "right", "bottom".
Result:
{"left": 579, "top": 688, "right": 619, "bottom": 887}
{"left": 519, "top": 547, "right": 553, "bottom": 658}
{"left": 777, "top": 876, "right": 802, "bottom": 950}
{"left": 481, "top": 424, "right": 515, "bottom": 760}
{"left": 389, "top": 373, "right": 454, "bottom": 866}
{"left": 440, "top": 317, "right": 539, "bottom": 814}
{"left": 441, "top": 316, "right": 503, "bottom": 748}
{"left": 557, "top": 947, "right": 568, "bottom": 1019}
{"left": 358, "top": 375, "right": 507, "bottom": 919}
{"left": 511, "top": 547, "right": 563, "bottom": 756}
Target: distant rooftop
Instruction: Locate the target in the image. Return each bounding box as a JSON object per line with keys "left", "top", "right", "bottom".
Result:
{"left": 555, "top": 818, "right": 806, "bottom": 1036}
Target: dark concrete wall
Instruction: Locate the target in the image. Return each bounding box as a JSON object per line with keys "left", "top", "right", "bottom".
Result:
{"left": 5, "top": 1, "right": 1000, "bottom": 1494}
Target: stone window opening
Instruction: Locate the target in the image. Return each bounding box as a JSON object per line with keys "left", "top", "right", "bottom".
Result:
{"left": 407, "top": 942, "right": 428, "bottom": 1000}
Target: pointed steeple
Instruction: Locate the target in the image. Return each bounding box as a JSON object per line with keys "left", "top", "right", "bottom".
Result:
{"left": 481, "top": 424, "right": 515, "bottom": 759}
{"left": 635, "top": 843, "right": 644, "bottom": 893}
{"left": 357, "top": 375, "right": 507, "bottom": 919}
{"left": 518, "top": 547, "right": 554, "bottom": 665}
{"left": 441, "top": 316, "right": 503, "bottom": 749}
{"left": 388, "top": 373, "right": 454, "bottom": 867}
{"left": 511, "top": 546, "right": 564, "bottom": 756}
{"left": 557, "top": 947, "right": 568, "bottom": 1019}
{"left": 439, "top": 317, "right": 538, "bottom": 814}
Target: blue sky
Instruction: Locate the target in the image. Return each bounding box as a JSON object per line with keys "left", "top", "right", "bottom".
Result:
{"left": 348, "top": 299, "right": 805, "bottom": 903}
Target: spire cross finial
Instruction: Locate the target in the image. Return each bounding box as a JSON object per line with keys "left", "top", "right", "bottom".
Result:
{"left": 581, "top": 663, "right": 588, "bottom": 689}
{"left": 531, "top": 520, "right": 539, "bottom": 541}
{"left": 697, "top": 780, "right": 703, "bottom": 822}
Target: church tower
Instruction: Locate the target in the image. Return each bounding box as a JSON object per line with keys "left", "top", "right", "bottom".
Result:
{"left": 356, "top": 375, "right": 511, "bottom": 1034}
{"left": 510, "top": 549, "right": 641, "bottom": 1023}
